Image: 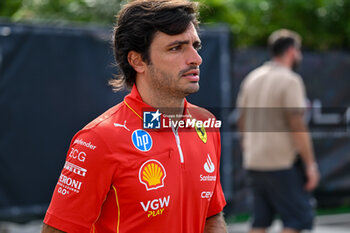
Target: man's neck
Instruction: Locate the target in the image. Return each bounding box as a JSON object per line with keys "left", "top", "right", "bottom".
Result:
{"left": 271, "top": 56, "right": 292, "bottom": 70}
{"left": 135, "top": 82, "right": 185, "bottom": 120}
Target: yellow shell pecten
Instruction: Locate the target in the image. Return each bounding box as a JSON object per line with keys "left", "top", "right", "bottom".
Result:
{"left": 142, "top": 163, "right": 163, "bottom": 186}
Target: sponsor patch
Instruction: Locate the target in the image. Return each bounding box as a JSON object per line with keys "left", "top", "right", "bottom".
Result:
{"left": 114, "top": 120, "right": 130, "bottom": 131}
{"left": 69, "top": 148, "right": 86, "bottom": 162}
{"left": 201, "top": 191, "right": 213, "bottom": 199}
{"left": 64, "top": 161, "right": 87, "bottom": 177}
{"left": 204, "top": 154, "right": 215, "bottom": 173}
{"left": 140, "top": 196, "right": 170, "bottom": 218}
{"left": 195, "top": 123, "right": 207, "bottom": 143}
{"left": 73, "top": 139, "right": 96, "bottom": 150}
{"left": 200, "top": 154, "right": 216, "bottom": 182}
{"left": 200, "top": 174, "right": 217, "bottom": 182}
{"left": 132, "top": 129, "right": 153, "bottom": 152}
{"left": 57, "top": 174, "right": 82, "bottom": 195}
{"left": 139, "top": 159, "right": 166, "bottom": 191}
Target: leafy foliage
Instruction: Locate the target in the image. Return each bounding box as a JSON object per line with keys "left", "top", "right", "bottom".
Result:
{"left": 0, "top": 0, "right": 123, "bottom": 26}
{"left": 200, "top": 0, "right": 350, "bottom": 49}
{"left": 0, "top": 0, "right": 349, "bottom": 49}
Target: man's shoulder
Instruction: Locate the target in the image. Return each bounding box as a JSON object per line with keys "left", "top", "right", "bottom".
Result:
{"left": 71, "top": 101, "right": 136, "bottom": 149}
{"left": 83, "top": 102, "right": 125, "bottom": 131}
{"left": 278, "top": 66, "right": 301, "bottom": 79}
{"left": 249, "top": 63, "right": 269, "bottom": 75}
{"left": 252, "top": 62, "right": 303, "bottom": 86}
{"left": 186, "top": 102, "right": 216, "bottom": 120}
{"left": 242, "top": 64, "right": 270, "bottom": 86}
{"left": 276, "top": 69, "right": 304, "bottom": 90}
{"left": 79, "top": 100, "right": 138, "bottom": 139}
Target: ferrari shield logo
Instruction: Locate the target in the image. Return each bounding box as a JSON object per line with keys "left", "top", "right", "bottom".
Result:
{"left": 195, "top": 124, "right": 207, "bottom": 144}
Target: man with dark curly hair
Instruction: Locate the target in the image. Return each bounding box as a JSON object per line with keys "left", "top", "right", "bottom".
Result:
{"left": 42, "top": 1, "right": 227, "bottom": 232}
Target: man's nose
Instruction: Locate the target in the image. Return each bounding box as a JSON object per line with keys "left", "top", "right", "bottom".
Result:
{"left": 186, "top": 47, "right": 202, "bottom": 66}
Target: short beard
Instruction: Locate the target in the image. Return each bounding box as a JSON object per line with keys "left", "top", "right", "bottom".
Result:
{"left": 148, "top": 64, "right": 200, "bottom": 97}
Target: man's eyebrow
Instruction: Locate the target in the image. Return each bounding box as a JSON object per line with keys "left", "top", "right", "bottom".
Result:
{"left": 166, "top": 40, "right": 190, "bottom": 47}
{"left": 166, "top": 39, "right": 201, "bottom": 47}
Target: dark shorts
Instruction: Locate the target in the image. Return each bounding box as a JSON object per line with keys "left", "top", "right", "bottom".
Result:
{"left": 248, "top": 160, "right": 315, "bottom": 231}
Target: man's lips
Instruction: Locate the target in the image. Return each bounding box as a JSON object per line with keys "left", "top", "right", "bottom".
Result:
{"left": 181, "top": 69, "right": 200, "bottom": 82}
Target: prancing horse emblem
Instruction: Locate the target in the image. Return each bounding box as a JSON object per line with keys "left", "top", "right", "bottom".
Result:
{"left": 195, "top": 123, "right": 207, "bottom": 144}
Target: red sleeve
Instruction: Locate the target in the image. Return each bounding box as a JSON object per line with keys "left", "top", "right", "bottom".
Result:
{"left": 44, "top": 129, "right": 116, "bottom": 233}
{"left": 206, "top": 130, "right": 226, "bottom": 217}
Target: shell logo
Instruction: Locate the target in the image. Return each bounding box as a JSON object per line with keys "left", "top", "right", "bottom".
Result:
{"left": 139, "top": 159, "right": 166, "bottom": 191}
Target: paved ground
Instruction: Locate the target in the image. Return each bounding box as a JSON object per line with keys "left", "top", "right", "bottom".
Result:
{"left": 0, "top": 214, "right": 349, "bottom": 233}
{"left": 228, "top": 214, "right": 350, "bottom": 233}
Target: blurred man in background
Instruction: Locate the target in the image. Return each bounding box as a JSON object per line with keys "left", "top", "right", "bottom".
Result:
{"left": 237, "top": 29, "right": 319, "bottom": 233}
{"left": 41, "top": 0, "right": 227, "bottom": 232}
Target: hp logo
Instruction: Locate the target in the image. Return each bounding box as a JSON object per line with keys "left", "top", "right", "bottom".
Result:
{"left": 131, "top": 129, "right": 153, "bottom": 152}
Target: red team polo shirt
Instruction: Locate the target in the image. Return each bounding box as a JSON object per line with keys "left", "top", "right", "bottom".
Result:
{"left": 44, "top": 86, "right": 226, "bottom": 233}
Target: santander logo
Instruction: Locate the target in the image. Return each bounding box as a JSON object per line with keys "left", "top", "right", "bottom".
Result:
{"left": 204, "top": 154, "right": 215, "bottom": 173}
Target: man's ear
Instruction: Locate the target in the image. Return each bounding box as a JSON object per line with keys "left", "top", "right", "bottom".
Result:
{"left": 288, "top": 46, "right": 297, "bottom": 56}
{"left": 128, "top": 51, "right": 146, "bottom": 73}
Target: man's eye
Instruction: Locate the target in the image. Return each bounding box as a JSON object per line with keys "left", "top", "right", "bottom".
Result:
{"left": 170, "top": 46, "right": 181, "bottom": 51}
{"left": 194, "top": 44, "right": 202, "bottom": 51}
